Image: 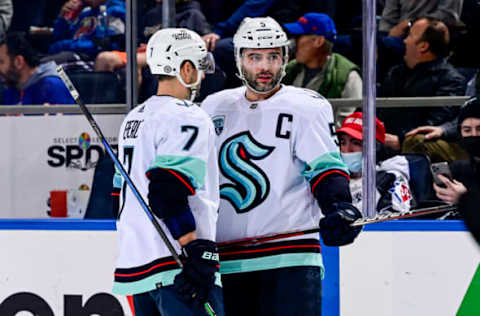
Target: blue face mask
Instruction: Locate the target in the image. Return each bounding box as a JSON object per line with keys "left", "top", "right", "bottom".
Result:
{"left": 341, "top": 152, "right": 362, "bottom": 173}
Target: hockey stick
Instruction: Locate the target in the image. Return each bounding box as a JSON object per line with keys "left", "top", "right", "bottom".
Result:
{"left": 56, "top": 66, "right": 216, "bottom": 316}
{"left": 218, "top": 204, "right": 457, "bottom": 248}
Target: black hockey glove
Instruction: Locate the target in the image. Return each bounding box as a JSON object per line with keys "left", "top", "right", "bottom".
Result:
{"left": 174, "top": 239, "right": 219, "bottom": 305}
{"left": 320, "top": 202, "right": 363, "bottom": 246}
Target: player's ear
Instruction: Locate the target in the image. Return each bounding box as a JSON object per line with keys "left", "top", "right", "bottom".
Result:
{"left": 181, "top": 61, "right": 197, "bottom": 84}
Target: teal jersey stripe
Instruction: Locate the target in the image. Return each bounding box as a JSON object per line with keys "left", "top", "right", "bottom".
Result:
{"left": 113, "top": 168, "right": 122, "bottom": 189}
{"left": 148, "top": 155, "right": 207, "bottom": 189}
{"left": 303, "top": 152, "right": 349, "bottom": 182}
{"left": 112, "top": 270, "right": 222, "bottom": 295}
{"left": 219, "top": 253, "right": 324, "bottom": 279}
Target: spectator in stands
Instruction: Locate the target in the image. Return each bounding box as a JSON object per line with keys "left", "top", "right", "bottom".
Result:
{"left": 377, "top": 17, "right": 465, "bottom": 162}
{"left": 282, "top": 13, "right": 362, "bottom": 125}
{"left": 434, "top": 96, "right": 480, "bottom": 244}
{"left": 43, "top": 0, "right": 126, "bottom": 70}
{"left": 202, "top": 0, "right": 334, "bottom": 87}
{"left": 142, "top": 0, "right": 211, "bottom": 41}
{"left": 376, "top": 0, "right": 463, "bottom": 81}
{"left": 337, "top": 112, "right": 414, "bottom": 213}
{"left": 0, "top": 32, "right": 74, "bottom": 105}
{"left": 0, "top": 0, "right": 12, "bottom": 37}
{"left": 95, "top": 0, "right": 211, "bottom": 73}
{"left": 379, "top": 0, "right": 463, "bottom": 36}
{"left": 449, "top": 0, "right": 480, "bottom": 70}
{"left": 404, "top": 108, "right": 469, "bottom": 164}
{"left": 404, "top": 72, "right": 479, "bottom": 163}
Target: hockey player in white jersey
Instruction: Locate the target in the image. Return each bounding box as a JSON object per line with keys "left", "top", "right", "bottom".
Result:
{"left": 202, "top": 17, "right": 362, "bottom": 316}
{"left": 111, "top": 28, "right": 225, "bottom": 316}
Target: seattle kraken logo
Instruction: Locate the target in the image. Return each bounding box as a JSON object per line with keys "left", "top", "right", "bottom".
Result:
{"left": 219, "top": 132, "right": 274, "bottom": 213}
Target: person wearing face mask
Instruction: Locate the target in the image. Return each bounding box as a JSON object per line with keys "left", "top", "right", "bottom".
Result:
{"left": 337, "top": 111, "right": 415, "bottom": 213}
{"left": 434, "top": 96, "right": 480, "bottom": 245}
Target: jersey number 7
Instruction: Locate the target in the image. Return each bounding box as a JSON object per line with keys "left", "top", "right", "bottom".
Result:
{"left": 181, "top": 125, "right": 198, "bottom": 150}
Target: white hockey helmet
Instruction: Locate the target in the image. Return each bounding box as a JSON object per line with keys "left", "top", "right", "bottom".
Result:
{"left": 233, "top": 17, "right": 289, "bottom": 93}
{"left": 146, "top": 28, "right": 215, "bottom": 95}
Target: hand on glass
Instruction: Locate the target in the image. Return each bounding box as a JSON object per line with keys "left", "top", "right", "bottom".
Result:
{"left": 202, "top": 33, "right": 220, "bottom": 51}
{"left": 385, "top": 133, "right": 401, "bottom": 151}
{"left": 405, "top": 126, "right": 443, "bottom": 140}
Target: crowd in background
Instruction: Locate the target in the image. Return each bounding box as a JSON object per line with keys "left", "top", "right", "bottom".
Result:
{"left": 0, "top": 0, "right": 479, "bottom": 221}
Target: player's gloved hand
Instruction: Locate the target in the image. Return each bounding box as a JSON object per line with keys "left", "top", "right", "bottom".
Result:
{"left": 320, "top": 202, "right": 363, "bottom": 246}
{"left": 174, "top": 239, "right": 219, "bottom": 305}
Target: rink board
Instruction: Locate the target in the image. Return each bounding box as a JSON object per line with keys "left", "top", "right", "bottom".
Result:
{"left": 0, "top": 220, "right": 478, "bottom": 316}
{"left": 339, "top": 220, "right": 480, "bottom": 316}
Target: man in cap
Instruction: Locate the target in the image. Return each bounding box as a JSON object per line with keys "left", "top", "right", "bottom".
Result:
{"left": 282, "top": 12, "right": 362, "bottom": 125}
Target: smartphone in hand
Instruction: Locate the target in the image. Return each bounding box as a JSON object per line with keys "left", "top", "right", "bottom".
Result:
{"left": 431, "top": 162, "right": 452, "bottom": 187}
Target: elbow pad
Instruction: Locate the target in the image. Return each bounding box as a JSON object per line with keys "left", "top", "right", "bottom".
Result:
{"left": 146, "top": 168, "right": 196, "bottom": 239}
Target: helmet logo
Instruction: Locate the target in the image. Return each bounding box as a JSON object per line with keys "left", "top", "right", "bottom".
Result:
{"left": 172, "top": 30, "right": 192, "bottom": 40}
{"left": 299, "top": 17, "right": 308, "bottom": 24}
{"left": 164, "top": 65, "right": 172, "bottom": 73}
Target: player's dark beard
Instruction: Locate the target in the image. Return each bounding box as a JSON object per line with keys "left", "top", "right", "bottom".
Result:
{"left": 243, "top": 69, "right": 282, "bottom": 93}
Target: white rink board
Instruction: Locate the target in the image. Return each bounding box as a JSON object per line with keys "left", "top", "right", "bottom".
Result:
{"left": 0, "top": 228, "right": 131, "bottom": 315}
{"left": 1, "top": 221, "right": 479, "bottom": 315}
{"left": 339, "top": 230, "right": 480, "bottom": 316}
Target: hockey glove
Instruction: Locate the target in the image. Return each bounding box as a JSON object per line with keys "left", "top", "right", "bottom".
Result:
{"left": 174, "top": 239, "right": 219, "bottom": 305}
{"left": 320, "top": 202, "right": 363, "bottom": 246}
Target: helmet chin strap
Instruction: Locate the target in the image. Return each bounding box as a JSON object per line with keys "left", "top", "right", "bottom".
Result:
{"left": 177, "top": 71, "right": 203, "bottom": 102}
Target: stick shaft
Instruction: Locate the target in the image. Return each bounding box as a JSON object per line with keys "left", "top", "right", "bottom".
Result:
{"left": 218, "top": 204, "right": 456, "bottom": 248}
{"left": 56, "top": 66, "right": 182, "bottom": 267}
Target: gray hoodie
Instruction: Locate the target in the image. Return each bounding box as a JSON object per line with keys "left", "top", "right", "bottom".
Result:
{"left": 20, "top": 61, "right": 61, "bottom": 91}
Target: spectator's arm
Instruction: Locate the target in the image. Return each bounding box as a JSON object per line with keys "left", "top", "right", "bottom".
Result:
{"left": 213, "top": 0, "right": 277, "bottom": 37}
{"left": 0, "top": 0, "right": 12, "bottom": 36}
{"left": 185, "top": 7, "right": 212, "bottom": 36}
{"left": 52, "top": 17, "right": 74, "bottom": 41}
{"left": 48, "top": 37, "right": 97, "bottom": 56}
{"left": 378, "top": 0, "right": 401, "bottom": 32}
{"left": 341, "top": 70, "right": 363, "bottom": 99}
{"left": 439, "top": 117, "right": 459, "bottom": 139}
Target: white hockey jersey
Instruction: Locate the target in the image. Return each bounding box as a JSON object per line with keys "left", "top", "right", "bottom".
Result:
{"left": 112, "top": 96, "right": 220, "bottom": 295}
{"left": 202, "top": 85, "right": 349, "bottom": 274}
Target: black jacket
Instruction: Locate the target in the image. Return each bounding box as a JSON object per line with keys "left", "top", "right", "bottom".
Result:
{"left": 378, "top": 58, "right": 465, "bottom": 142}
{"left": 450, "top": 159, "right": 480, "bottom": 245}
